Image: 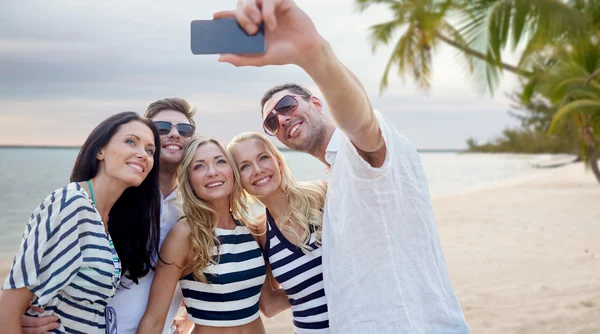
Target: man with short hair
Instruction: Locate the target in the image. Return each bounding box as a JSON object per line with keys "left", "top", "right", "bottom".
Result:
{"left": 20, "top": 98, "right": 196, "bottom": 334}
{"left": 216, "top": 1, "right": 471, "bottom": 332}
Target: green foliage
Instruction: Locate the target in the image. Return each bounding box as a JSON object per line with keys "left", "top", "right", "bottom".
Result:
{"left": 466, "top": 91, "right": 580, "bottom": 153}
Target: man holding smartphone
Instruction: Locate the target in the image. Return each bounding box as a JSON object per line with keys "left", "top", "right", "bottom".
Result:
{"left": 214, "top": 1, "right": 471, "bottom": 332}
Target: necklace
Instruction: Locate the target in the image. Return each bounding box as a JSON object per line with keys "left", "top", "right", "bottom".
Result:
{"left": 87, "top": 179, "right": 97, "bottom": 207}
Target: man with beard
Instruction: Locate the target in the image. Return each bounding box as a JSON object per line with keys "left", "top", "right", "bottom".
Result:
{"left": 215, "top": 1, "right": 471, "bottom": 333}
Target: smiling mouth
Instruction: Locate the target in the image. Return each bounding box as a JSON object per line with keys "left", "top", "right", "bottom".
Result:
{"left": 252, "top": 176, "right": 272, "bottom": 186}
{"left": 163, "top": 144, "right": 182, "bottom": 151}
{"left": 127, "top": 163, "right": 145, "bottom": 173}
{"left": 288, "top": 122, "right": 302, "bottom": 139}
{"left": 206, "top": 181, "right": 225, "bottom": 188}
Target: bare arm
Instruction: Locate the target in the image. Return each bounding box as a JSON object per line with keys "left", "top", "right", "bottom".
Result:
{"left": 0, "top": 287, "right": 34, "bottom": 334}
{"left": 304, "top": 43, "right": 386, "bottom": 165}
{"left": 136, "top": 220, "right": 191, "bottom": 334}
{"left": 215, "top": 0, "right": 386, "bottom": 166}
{"left": 259, "top": 263, "right": 290, "bottom": 318}
{"left": 247, "top": 218, "right": 291, "bottom": 318}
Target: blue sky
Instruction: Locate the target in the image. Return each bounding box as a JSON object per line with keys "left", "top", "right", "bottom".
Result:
{"left": 0, "top": 0, "right": 522, "bottom": 148}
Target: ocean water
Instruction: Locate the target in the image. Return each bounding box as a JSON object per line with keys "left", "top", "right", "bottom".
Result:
{"left": 0, "top": 147, "right": 542, "bottom": 264}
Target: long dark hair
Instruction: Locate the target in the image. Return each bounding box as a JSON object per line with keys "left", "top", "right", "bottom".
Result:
{"left": 70, "top": 111, "right": 161, "bottom": 284}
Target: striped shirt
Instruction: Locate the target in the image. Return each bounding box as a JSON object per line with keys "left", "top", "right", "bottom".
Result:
{"left": 3, "top": 182, "right": 120, "bottom": 334}
{"left": 264, "top": 210, "right": 330, "bottom": 333}
{"left": 179, "top": 220, "right": 266, "bottom": 327}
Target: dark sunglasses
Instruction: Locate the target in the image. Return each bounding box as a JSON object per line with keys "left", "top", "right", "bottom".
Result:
{"left": 154, "top": 121, "right": 195, "bottom": 137}
{"left": 262, "top": 95, "right": 309, "bottom": 136}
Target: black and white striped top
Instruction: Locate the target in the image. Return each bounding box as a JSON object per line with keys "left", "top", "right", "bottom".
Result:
{"left": 265, "top": 210, "right": 330, "bottom": 333}
{"left": 179, "top": 220, "right": 266, "bottom": 327}
{"left": 3, "top": 182, "right": 121, "bottom": 333}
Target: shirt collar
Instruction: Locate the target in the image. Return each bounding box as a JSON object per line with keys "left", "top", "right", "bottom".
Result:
{"left": 161, "top": 186, "right": 180, "bottom": 202}
{"left": 325, "top": 128, "right": 342, "bottom": 166}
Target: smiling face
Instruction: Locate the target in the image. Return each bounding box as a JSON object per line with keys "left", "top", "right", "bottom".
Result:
{"left": 151, "top": 110, "right": 193, "bottom": 168}
{"left": 98, "top": 120, "right": 155, "bottom": 187}
{"left": 188, "top": 142, "right": 235, "bottom": 203}
{"left": 261, "top": 89, "right": 327, "bottom": 154}
{"left": 230, "top": 138, "right": 282, "bottom": 199}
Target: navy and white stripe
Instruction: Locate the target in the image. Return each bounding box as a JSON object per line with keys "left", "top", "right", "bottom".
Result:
{"left": 3, "top": 182, "right": 120, "bottom": 334}
{"left": 264, "top": 210, "right": 330, "bottom": 333}
{"left": 179, "top": 220, "right": 266, "bottom": 327}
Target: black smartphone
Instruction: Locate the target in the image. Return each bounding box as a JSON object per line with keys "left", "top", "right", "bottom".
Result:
{"left": 190, "top": 18, "right": 265, "bottom": 55}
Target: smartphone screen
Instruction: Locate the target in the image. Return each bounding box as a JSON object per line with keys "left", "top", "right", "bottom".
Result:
{"left": 190, "top": 18, "right": 265, "bottom": 55}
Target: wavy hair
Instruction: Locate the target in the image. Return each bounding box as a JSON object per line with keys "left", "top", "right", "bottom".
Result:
{"left": 177, "top": 136, "right": 248, "bottom": 283}
{"left": 227, "top": 132, "right": 326, "bottom": 253}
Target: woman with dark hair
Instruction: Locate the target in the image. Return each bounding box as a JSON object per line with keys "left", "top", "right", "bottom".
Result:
{"left": 0, "top": 111, "right": 162, "bottom": 334}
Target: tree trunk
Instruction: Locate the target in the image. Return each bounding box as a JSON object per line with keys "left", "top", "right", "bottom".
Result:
{"left": 435, "top": 32, "right": 533, "bottom": 77}
{"left": 586, "top": 68, "right": 600, "bottom": 84}
{"left": 587, "top": 144, "right": 600, "bottom": 184}
{"left": 581, "top": 125, "right": 600, "bottom": 184}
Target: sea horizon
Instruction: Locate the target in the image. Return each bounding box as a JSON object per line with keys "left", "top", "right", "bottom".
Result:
{"left": 0, "top": 144, "right": 464, "bottom": 153}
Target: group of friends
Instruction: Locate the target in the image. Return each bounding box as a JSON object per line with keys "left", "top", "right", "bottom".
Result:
{"left": 0, "top": 1, "right": 472, "bottom": 333}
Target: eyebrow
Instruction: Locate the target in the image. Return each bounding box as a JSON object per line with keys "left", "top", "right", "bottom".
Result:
{"left": 193, "top": 155, "right": 225, "bottom": 163}
{"left": 125, "top": 134, "right": 156, "bottom": 148}
{"left": 125, "top": 134, "right": 141, "bottom": 140}
{"left": 237, "top": 152, "right": 268, "bottom": 166}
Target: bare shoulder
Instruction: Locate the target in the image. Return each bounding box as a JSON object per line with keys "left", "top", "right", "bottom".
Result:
{"left": 171, "top": 218, "right": 192, "bottom": 236}
{"left": 162, "top": 219, "right": 192, "bottom": 252}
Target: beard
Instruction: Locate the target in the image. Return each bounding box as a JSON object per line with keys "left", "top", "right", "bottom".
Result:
{"left": 285, "top": 118, "right": 326, "bottom": 155}
{"left": 159, "top": 151, "right": 183, "bottom": 174}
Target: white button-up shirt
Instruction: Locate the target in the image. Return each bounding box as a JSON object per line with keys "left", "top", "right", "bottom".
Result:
{"left": 108, "top": 188, "right": 184, "bottom": 334}
{"left": 322, "top": 110, "right": 470, "bottom": 333}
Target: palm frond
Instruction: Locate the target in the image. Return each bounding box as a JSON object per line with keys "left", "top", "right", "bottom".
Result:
{"left": 549, "top": 100, "right": 600, "bottom": 134}
{"left": 368, "top": 19, "right": 405, "bottom": 53}
{"left": 355, "top": 0, "right": 401, "bottom": 12}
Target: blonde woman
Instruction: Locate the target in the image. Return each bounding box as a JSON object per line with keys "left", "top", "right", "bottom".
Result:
{"left": 136, "top": 137, "right": 289, "bottom": 334}
{"left": 228, "top": 132, "right": 330, "bottom": 333}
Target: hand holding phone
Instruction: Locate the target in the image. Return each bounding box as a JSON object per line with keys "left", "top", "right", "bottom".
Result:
{"left": 190, "top": 18, "right": 265, "bottom": 55}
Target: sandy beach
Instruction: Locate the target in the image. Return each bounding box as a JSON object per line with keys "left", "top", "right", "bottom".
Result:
{"left": 2, "top": 162, "right": 599, "bottom": 333}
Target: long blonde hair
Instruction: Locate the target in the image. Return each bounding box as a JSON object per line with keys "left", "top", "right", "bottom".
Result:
{"left": 227, "top": 132, "right": 327, "bottom": 253}
{"left": 178, "top": 136, "right": 249, "bottom": 282}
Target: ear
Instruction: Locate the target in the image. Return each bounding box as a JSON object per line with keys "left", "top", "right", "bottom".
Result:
{"left": 96, "top": 149, "right": 105, "bottom": 161}
{"left": 311, "top": 96, "right": 323, "bottom": 113}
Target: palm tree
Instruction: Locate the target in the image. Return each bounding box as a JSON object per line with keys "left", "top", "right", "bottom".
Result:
{"left": 523, "top": 42, "right": 600, "bottom": 182}
{"left": 356, "top": 0, "right": 592, "bottom": 94}
{"left": 358, "top": 0, "right": 600, "bottom": 182}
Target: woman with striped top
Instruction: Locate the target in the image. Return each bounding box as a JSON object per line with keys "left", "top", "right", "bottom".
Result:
{"left": 137, "top": 137, "right": 289, "bottom": 334}
{"left": 0, "top": 111, "right": 162, "bottom": 333}
{"left": 228, "top": 132, "right": 330, "bottom": 333}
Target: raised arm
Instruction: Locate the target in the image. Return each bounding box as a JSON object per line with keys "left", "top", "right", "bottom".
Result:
{"left": 136, "top": 220, "right": 191, "bottom": 334}
{"left": 215, "top": 0, "right": 386, "bottom": 166}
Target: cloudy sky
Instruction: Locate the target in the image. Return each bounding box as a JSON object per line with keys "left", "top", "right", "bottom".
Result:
{"left": 0, "top": 0, "right": 522, "bottom": 149}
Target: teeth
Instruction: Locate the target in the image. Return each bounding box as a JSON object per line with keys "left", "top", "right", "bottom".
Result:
{"left": 206, "top": 181, "right": 224, "bottom": 188}
{"left": 165, "top": 145, "right": 181, "bottom": 150}
{"left": 254, "top": 176, "right": 271, "bottom": 185}
{"left": 128, "top": 163, "right": 143, "bottom": 173}
{"left": 290, "top": 123, "right": 301, "bottom": 137}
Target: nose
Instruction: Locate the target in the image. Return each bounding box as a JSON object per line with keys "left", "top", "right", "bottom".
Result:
{"left": 276, "top": 113, "right": 291, "bottom": 130}
{"left": 206, "top": 163, "right": 218, "bottom": 177}
{"left": 251, "top": 161, "right": 264, "bottom": 175}
{"left": 167, "top": 124, "right": 180, "bottom": 139}
{"left": 136, "top": 148, "right": 149, "bottom": 161}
